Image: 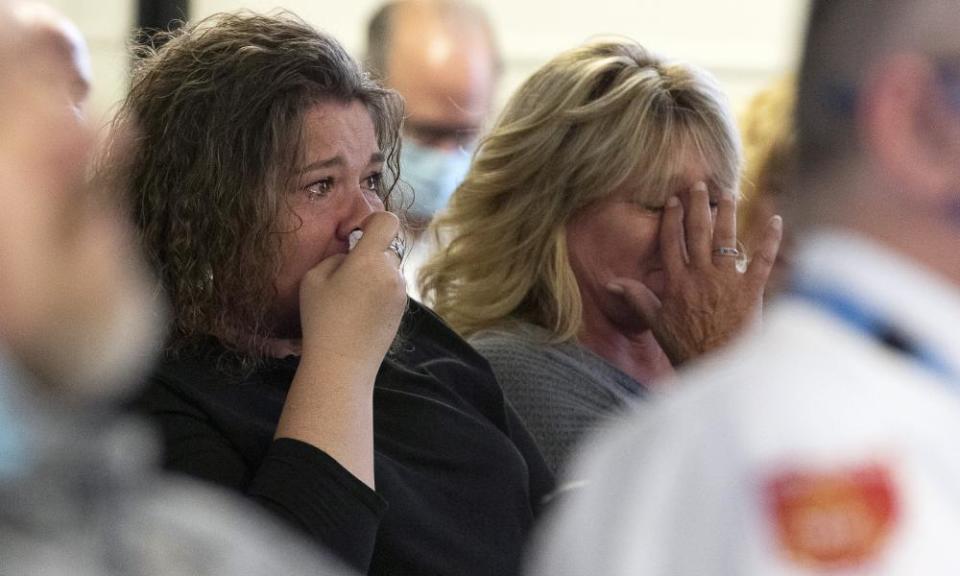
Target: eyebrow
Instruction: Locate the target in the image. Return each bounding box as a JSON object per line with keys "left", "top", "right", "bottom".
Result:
{"left": 300, "top": 152, "right": 385, "bottom": 174}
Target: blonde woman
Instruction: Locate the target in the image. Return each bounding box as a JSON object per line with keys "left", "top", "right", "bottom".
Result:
{"left": 420, "top": 39, "right": 782, "bottom": 473}
{"left": 738, "top": 75, "right": 796, "bottom": 298}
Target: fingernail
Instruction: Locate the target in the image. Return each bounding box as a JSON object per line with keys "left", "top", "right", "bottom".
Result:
{"left": 691, "top": 181, "right": 708, "bottom": 193}
{"left": 771, "top": 215, "right": 783, "bottom": 230}
{"left": 667, "top": 196, "right": 680, "bottom": 208}
{"left": 606, "top": 282, "right": 625, "bottom": 295}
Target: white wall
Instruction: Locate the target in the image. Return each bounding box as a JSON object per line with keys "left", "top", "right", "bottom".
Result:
{"left": 45, "top": 0, "right": 810, "bottom": 123}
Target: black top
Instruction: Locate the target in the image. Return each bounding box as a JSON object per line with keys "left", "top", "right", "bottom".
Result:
{"left": 134, "top": 301, "right": 555, "bottom": 576}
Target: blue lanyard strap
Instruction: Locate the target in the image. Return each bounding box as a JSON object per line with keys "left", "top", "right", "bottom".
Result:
{"left": 791, "top": 283, "right": 957, "bottom": 385}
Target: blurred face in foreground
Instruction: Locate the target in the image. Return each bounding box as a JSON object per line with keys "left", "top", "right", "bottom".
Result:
{"left": 0, "top": 0, "right": 160, "bottom": 397}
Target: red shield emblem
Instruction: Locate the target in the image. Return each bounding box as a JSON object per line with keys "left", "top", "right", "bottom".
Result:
{"left": 766, "top": 463, "right": 898, "bottom": 569}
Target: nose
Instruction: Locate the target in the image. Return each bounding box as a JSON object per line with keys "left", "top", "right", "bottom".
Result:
{"left": 431, "top": 136, "right": 466, "bottom": 152}
{"left": 336, "top": 184, "right": 382, "bottom": 240}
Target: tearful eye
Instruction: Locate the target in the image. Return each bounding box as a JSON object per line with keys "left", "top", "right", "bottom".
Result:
{"left": 363, "top": 172, "right": 383, "bottom": 192}
{"left": 306, "top": 178, "right": 333, "bottom": 199}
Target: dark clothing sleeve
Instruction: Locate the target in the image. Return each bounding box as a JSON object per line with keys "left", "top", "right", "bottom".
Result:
{"left": 135, "top": 302, "right": 554, "bottom": 576}
{"left": 137, "top": 366, "right": 387, "bottom": 572}
{"left": 503, "top": 401, "right": 556, "bottom": 515}
{"left": 250, "top": 439, "right": 386, "bottom": 570}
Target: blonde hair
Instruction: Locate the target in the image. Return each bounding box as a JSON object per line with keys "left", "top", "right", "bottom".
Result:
{"left": 420, "top": 39, "right": 740, "bottom": 340}
{"left": 738, "top": 75, "right": 796, "bottom": 243}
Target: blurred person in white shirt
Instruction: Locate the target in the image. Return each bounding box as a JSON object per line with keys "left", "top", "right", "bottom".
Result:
{"left": 527, "top": 1, "right": 960, "bottom": 574}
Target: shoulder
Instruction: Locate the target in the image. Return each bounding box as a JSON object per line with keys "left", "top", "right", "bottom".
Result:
{"left": 134, "top": 339, "right": 288, "bottom": 419}
{"left": 470, "top": 327, "right": 576, "bottom": 398}
{"left": 470, "top": 324, "right": 573, "bottom": 374}
{"left": 469, "top": 325, "right": 630, "bottom": 398}
{"left": 530, "top": 299, "right": 960, "bottom": 574}
{"left": 382, "top": 301, "right": 513, "bottom": 424}
{"left": 396, "top": 300, "right": 485, "bottom": 366}
{"left": 470, "top": 325, "right": 550, "bottom": 362}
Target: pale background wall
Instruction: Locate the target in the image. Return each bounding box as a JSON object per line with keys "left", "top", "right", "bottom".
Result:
{"left": 45, "top": 0, "right": 809, "bottom": 126}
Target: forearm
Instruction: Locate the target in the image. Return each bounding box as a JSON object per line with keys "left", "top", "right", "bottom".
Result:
{"left": 274, "top": 353, "right": 377, "bottom": 488}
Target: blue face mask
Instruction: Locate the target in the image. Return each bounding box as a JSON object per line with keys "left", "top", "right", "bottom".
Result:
{"left": 397, "top": 139, "right": 472, "bottom": 218}
{"left": 0, "top": 354, "right": 30, "bottom": 480}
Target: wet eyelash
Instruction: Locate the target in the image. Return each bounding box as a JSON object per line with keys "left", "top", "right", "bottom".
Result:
{"left": 364, "top": 172, "right": 383, "bottom": 188}
{"left": 305, "top": 178, "right": 333, "bottom": 198}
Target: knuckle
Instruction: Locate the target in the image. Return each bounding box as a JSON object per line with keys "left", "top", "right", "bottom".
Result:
{"left": 377, "top": 210, "right": 400, "bottom": 229}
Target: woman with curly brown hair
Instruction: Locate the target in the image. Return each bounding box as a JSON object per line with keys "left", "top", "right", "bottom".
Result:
{"left": 111, "top": 12, "right": 552, "bottom": 576}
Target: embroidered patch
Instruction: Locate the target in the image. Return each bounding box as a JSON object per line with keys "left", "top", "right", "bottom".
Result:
{"left": 766, "top": 463, "right": 898, "bottom": 569}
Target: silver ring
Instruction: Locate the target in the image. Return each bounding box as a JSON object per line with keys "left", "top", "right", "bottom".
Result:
{"left": 712, "top": 246, "right": 740, "bottom": 257}
{"left": 388, "top": 236, "right": 405, "bottom": 260}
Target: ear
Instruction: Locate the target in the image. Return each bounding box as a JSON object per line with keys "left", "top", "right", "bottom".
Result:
{"left": 860, "top": 54, "right": 960, "bottom": 202}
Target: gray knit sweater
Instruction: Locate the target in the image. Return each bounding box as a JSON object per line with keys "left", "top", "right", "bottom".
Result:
{"left": 470, "top": 323, "right": 647, "bottom": 475}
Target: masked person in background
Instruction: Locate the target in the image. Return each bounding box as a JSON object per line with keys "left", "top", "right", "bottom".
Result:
{"left": 0, "top": 2, "right": 357, "bottom": 574}
{"left": 365, "top": 0, "right": 500, "bottom": 300}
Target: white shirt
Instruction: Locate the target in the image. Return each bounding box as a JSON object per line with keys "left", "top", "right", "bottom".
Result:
{"left": 528, "top": 231, "right": 960, "bottom": 575}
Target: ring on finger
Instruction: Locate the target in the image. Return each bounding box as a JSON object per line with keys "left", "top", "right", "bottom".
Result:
{"left": 712, "top": 246, "right": 740, "bottom": 257}
{"left": 388, "top": 236, "right": 405, "bottom": 260}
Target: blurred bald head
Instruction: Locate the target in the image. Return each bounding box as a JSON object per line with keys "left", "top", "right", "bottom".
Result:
{"left": 2, "top": 1, "right": 91, "bottom": 111}
{"left": 797, "top": 0, "right": 960, "bottom": 188}
{"left": 0, "top": 0, "right": 93, "bottom": 255}
{"left": 366, "top": 0, "right": 499, "bottom": 149}
{"left": 0, "top": 0, "right": 160, "bottom": 399}
{"left": 793, "top": 0, "right": 960, "bottom": 283}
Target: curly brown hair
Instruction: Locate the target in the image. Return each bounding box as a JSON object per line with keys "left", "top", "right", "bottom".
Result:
{"left": 106, "top": 11, "right": 404, "bottom": 358}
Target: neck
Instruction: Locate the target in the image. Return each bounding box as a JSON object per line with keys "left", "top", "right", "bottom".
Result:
{"left": 837, "top": 182, "right": 960, "bottom": 289}
{"left": 576, "top": 299, "right": 674, "bottom": 389}
{"left": 805, "top": 167, "right": 960, "bottom": 289}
